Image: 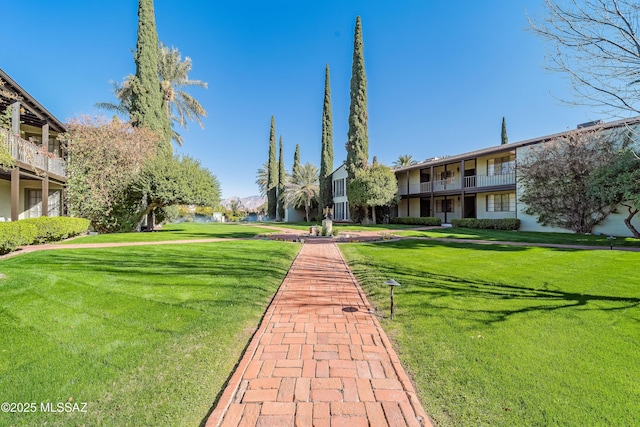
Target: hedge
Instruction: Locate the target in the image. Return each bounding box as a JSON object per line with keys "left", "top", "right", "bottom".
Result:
{"left": 0, "top": 222, "right": 38, "bottom": 255}
{"left": 21, "top": 217, "right": 91, "bottom": 244}
{"left": 390, "top": 217, "right": 442, "bottom": 226}
{"left": 450, "top": 218, "right": 521, "bottom": 230}
{"left": 0, "top": 217, "right": 90, "bottom": 254}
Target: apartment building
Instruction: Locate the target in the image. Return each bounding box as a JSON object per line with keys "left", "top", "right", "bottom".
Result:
{"left": 0, "top": 69, "right": 67, "bottom": 221}
{"left": 393, "top": 116, "right": 640, "bottom": 237}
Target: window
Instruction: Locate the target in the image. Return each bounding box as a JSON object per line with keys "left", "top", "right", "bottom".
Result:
{"left": 435, "top": 199, "right": 453, "bottom": 213}
{"left": 26, "top": 189, "right": 42, "bottom": 218}
{"left": 439, "top": 170, "right": 454, "bottom": 181}
{"left": 487, "top": 193, "right": 516, "bottom": 212}
{"left": 333, "top": 178, "right": 345, "bottom": 197}
{"left": 487, "top": 156, "right": 515, "bottom": 176}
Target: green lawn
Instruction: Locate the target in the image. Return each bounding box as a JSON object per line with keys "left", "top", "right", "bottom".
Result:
{"left": 340, "top": 240, "right": 640, "bottom": 427}
{"left": 65, "top": 222, "right": 274, "bottom": 244}
{"left": 261, "top": 221, "right": 417, "bottom": 232}
{"left": 397, "top": 226, "right": 640, "bottom": 248}
{"left": 0, "top": 240, "right": 300, "bottom": 426}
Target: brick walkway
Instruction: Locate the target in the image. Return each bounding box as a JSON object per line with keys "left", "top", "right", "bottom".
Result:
{"left": 206, "top": 242, "right": 432, "bottom": 427}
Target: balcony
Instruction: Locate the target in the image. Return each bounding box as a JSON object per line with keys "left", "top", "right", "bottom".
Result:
{"left": 465, "top": 172, "right": 515, "bottom": 188}
{"left": 400, "top": 172, "right": 516, "bottom": 196}
{"left": 0, "top": 128, "right": 66, "bottom": 178}
{"left": 432, "top": 177, "right": 461, "bottom": 192}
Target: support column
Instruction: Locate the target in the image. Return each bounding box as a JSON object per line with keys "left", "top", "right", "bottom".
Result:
{"left": 461, "top": 159, "right": 465, "bottom": 218}
{"left": 41, "top": 176, "right": 49, "bottom": 217}
{"left": 11, "top": 102, "right": 20, "bottom": 135}
{"left": 11, "top": 168, "right": 19, "bottom": 221}
{"left": 42, "top": 123, "right": 50, "bottom": 171}
{"left": 430, "top": 165, "right": 434, "bottom": 216}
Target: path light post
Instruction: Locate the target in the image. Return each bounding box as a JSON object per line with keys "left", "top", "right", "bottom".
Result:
{"left": 385, "top": 279, "right": 401, "bottom": 320}
{"left": 607, "top": 235, "right": 616, "bottom": 250}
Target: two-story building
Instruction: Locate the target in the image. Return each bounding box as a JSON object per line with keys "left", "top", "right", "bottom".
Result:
{"left": 393, "top": 116, "right": 640, "bottom": 236}
{"left": 0, "top": 69, "right": 67, "bottom": 221}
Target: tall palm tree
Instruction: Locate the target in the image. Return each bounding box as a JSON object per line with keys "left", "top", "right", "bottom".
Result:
{"left": 255, "top": 161, "right": 269, "bottom": 196}
{"left": 393, "top": 154, "right": 417, "bottom": 168}
{"left": 284, "top": 162, "right": 319, "bottom": 222}
{"left": 96, "top": 43, "right": 207, "bottom": 146}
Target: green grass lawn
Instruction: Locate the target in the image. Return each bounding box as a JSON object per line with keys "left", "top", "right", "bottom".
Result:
{"left": 340, "top": 240, "right": 640, "bottom": 427}
{"left": 397, "top": 226, "right": 640, "bottom": 248}
{"left": 65, "top": 222, "right": 275, "bottom": 244}
{"left": 261, "top": 221, "right": 417, "bottom": 232}
{"left": 0, "top": 240, "right": 300, "bottom": 426}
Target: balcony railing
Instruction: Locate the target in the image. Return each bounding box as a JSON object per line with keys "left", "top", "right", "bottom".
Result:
{"left": 432, "top": 178, "right": 461, "bottom": 192}
{"left": 0, "top": 128, "right": 66, "bottom": 178}
{"left": 401, "top": 172, "right": 516, "bottom": 195}
{"left": 465, "top": 172, "right": 515, "bottom": 188}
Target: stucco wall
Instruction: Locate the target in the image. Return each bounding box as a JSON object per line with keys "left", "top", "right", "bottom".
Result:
{"left": 476, "top": 191, "right": 517, "bottom": 220}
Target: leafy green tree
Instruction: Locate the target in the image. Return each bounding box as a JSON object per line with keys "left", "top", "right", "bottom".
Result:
{"left": 59, "top": 116, "right": 158, "bottom": 233}
{"left": 135, "top": 154, "right": 220, "bottom": 226}
{"left": 393, "top": 154, "right": 416, "bottom": 168}
{"left": 347, "top": 163, "right": 398, "bottom": 224}
{"left": 97, "top": 43, "right": 207, "bottom": 147}
{"left": 277, "top": 136, "right": 286, "bottom": 221}
{"left": 284, "top": 162, "right": 319, "bottom": 222}
{"left": 320, "top": 64, "right": 334, "bottom": 210}
{"left": 501, "top": 116, "right": 508, "bottom": 145}
{"left": 588, "top": 149, "right": 640, "bottom": 238}
{"left": 129, "top": 0, "right": 172, "bottom": 154}
{"left": 267, "top": 116, "right": 277, "bottom": 219}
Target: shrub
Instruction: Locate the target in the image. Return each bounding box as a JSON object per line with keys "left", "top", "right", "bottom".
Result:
{"left": 450, "top": 218, "right": 520, "bottom": 230}
{"left": 0, "top": 222, "right": 37, "bottom": 255}
{"left": 390, "top": 217, "right": 442, "bottom": 226}
{"left": 21, "top": 217, "right": 91, "bottom": 244}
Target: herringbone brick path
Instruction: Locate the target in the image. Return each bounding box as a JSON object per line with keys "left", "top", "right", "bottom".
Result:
{"left": 206, "top": 242, "right": 432, "bottom": 427}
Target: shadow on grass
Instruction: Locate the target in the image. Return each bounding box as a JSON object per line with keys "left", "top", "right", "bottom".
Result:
{"left": 348, "top": 241, "right": 640, "bottom": 325}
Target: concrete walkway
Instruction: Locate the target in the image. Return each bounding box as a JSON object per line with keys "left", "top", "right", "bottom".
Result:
{"left": 206, "top": 242, "right": 432, "bottom": 427}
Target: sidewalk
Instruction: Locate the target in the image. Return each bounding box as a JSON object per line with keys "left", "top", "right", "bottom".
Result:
{"left": 206, "top": 242, "right": 432, "bottom": 427}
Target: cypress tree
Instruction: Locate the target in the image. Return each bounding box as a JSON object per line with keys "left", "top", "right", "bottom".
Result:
{"left": 293, "top": 144, "right": 301, "bottom": 178}
{"left": 267, "top": 116, "right": 277, "bottom": 219}
{"left": 345, "top": 16, "right": 369, "bottom": 179}
{"left": 501, "top": 116, "right": 508, "bottom": 145}
{"left": 130, "top": 0, "right": 172, "bottom": 154}
{"left": 277, "top": 136, "right": 286, "bottom": 221}
{"left": 320, "top": 64, "right": 334, "bottom": 210}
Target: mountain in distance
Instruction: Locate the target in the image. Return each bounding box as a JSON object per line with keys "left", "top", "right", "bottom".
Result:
{"left": 221, "top": 195, "right": 266, "bottom": 211}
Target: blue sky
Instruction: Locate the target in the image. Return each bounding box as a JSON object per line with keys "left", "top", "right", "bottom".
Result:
{"left": 1, "top": 1, "right": 626, "bottom": 198}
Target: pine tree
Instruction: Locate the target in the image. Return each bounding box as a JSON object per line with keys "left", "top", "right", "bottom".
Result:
{"left": 501, "top": 116, "right": 508, "bottom": 145}
{"left": 130, "top": 0, "right": 172, "bottom": 154}
{"left": 319, "top": 64, "right": 334, "bottom": 210}
{"left": 267, "top": 116, "right": 277, "bottom": 219}
{"left": 293, "top": 144, "right": 301, "bottom": 178}
{"left": 277, "top": 136, "right": 286, "bottom": 221}
{"left": 345, "top": 16, "right": 369, "bottom": 179}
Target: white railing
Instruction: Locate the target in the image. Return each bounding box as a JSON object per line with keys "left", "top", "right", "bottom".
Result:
{"left": 432, "top": 178, "right": 461, "bottom": 192}
{"left": 0, "top": 128, "right": 66, "bottom": 177}
{"left": 420, "top": 181, "right": 431, "bottom": 193}
{"left": 465, "top": 172, "right": 515, "bottom": 188}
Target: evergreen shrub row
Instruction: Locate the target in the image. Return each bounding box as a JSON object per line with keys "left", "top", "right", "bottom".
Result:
{"left": 0, "top": 217, "right": 90, "bottom": 254}
{"left": 390, "top": 217, "right": 442, "bottom": 226}
{"left": 450, "top": 218, "right": 521, "bottom": 230}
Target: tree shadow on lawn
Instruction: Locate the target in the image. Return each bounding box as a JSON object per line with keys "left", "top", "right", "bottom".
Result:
{"left": 350, "top": 243, "right": 640, "bottom": 325}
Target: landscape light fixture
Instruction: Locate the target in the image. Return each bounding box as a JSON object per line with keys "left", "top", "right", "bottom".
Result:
{"left": 385, "top": 279, "right": 401, "bottom": 319}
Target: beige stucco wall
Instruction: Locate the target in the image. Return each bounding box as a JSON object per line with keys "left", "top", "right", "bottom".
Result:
{"left": 0, "top": 178, "right": 64, "bottom": 220}
{"left": 476, "top": 191, "right": 517, "bottom": 220}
